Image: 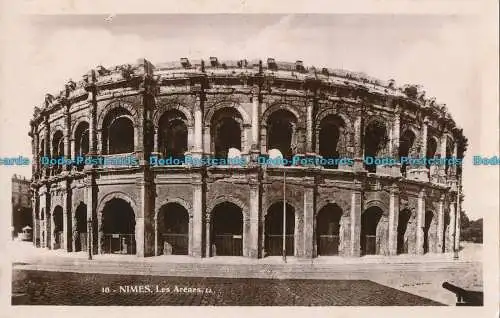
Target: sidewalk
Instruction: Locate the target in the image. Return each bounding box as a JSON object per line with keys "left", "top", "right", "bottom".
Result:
{"left": 10, "top": 240, "right": 483, "bottom": 305}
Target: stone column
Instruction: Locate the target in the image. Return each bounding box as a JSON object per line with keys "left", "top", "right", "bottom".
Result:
{"left": 191, "top": 177, "right": 203, "bottom": 257}
{"left": 416, "top": 189, "right": 425, "bottom": 255}
{"left": 248, "top": 182, "right": 260, "bottom": 258}
{"left": 437, "top": 194, "right": 445, "bottom": 252}
{"left": 192, "top": 96, "right": 203, "bottom": 159}
{"left": 153, "top": 128, "right": 159, "bottom": 155}
{"left": 303, "top": 182, "right": 315, "bottom": 258}
{"left": 409, "top": 117, "right": 428, "bottom": 181}
{"left": 154, "top": 212, "right": 158, "bottom": 256}
{"left": 350, "top": 183, "right": 362, "bottom": 257}
{"left": 388, "top": 184, "right": 399, "bottom": 255}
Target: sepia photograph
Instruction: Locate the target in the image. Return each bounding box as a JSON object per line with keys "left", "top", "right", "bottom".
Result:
{"left": 0, "top": 1, "right": 498, "bottom": 317}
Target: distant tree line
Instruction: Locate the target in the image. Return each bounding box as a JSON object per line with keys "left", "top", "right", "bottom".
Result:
{"left": 460, "top": 210, "right": 483, "bottom": 243}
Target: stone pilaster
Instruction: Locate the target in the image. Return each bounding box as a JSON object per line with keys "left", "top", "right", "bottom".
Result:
{"left": 86, "top": 176, "right": 96, "bottom": 255}
{"left": 63, "top": 103, "right": 71, "bottom": 171}
{"left": 43, "top": 117, "right": 50, "bottom": 178}
{"left": 251, "top": 86, "right": 260, "bottom": 150}
{"left": 62, "top": 184, "right": 69, "bottom": 251}
{"left": 191, "top": 174, "right": 203, "bottom": 257}
{"left": 135, "top": 178, "right": 153, "bottom": 257}
{"left": 248, "top": 181, "right": 260, "bottom": 258}
{"left": 305, "top": 97, "right": 314, "bottom": 154}
{"left": 50, "top": 200, "right": 56, "bottom": 250}
{"left": 388, "top": 184, "right": 399, "bottom": 255}
{"left": 408, "top": 117, "right": 428, "bottom": 181}
{"left": 72, "top": 198, "right": 78, "bottom": 252}
{"left": 391, "top": 110, "right": 401, "bottom": 177}
{"left": 416, "top": 189, "right": 425, "bottom": 255}
{"left": 353, "top": 112, "right": 364, "bottom": 171}
{"left": 192, "top": 95, "right": 203, "bottom": 159}
{"left": 350, "top": 183, "right": 362, "bottom": 257}
{"left": 31, "top": 190, "right": 38, "bottom": 246}
{"left": 448, "top": 197, "right": 456, "bottom": 253}
{"left": 439, "top": 133, "right": 448, "bottom": 184}
{"left": 303, "top": 181, "right": 315, "bottom": 258}
{"left": 33, "top": 131, "right": 40, "bottom": 177}
{"left": 437, "top": 194, "right": 445, "bottom": 252}
{"left": 455, "top": 191, "right": 462, "bottom": 250}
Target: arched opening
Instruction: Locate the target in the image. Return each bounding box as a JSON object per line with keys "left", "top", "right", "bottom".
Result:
{"left": 361, "top": 206, "right": 384, "bottom": 255}
{"left": 74, "top": 122, "right": 89, "bottom": 171}
{"left": 426, "top": 137, "right": 438, "bottom": 169}
{"left": 158, "top": 110, "right": 188, "bottom": 160}
{"left": 102, "top": 108, "right": 134, "bottom": 154}
{"left": 319, "top": 115, "right": 345, "bottom": 169}
{"left": 210, "top": 202, "right": 243, "bottom": 256}
{"left": 157, "top": 203, "right": 189, "bottom": 255}
{"left": 423, "top": 210, "right": 435, "bottom": 254}
{"left": 212, "top": 108, "right": 242, "bottom": 160}
{"left": 52, "top": 131, "right": 64, "bottom": 174}
{"left": 316, "top": 204, "right": 343, "bottom": 255}
{"left": 75, "top": 203, "right": 87, "bottom": 252}
{"left": 265, "top": 202, "right": 295, "bottom": 256}
{"left": 267, "top": 110, "right": 297, "bottom": 165}
{"left": 397, "top": 209, "right": 412, "bottom": 254}
{"left": 53, "top": 206, "right": 64, "bottom": 249}
{"left": 364, "top": 121, "right": 387, "bottom": 173}
{"left": 399, "top": 130, "right": 416, "bottom": 176}
{"left": 102, "top": 198, "right": 136, "bottom": 254}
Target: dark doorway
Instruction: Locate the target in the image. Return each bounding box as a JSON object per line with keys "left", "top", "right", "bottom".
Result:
{"left": 443, "top": 211, "right": 450, "bottom": 252}
{"left": 397, "top": 209, "right": 412, "bottom": 254}
{"left": 53, "top": 206, "right": 64, "bottom": 250}
{"left": 316, "top": 204, "right": 343, "bottom": 255}
{"left": 212, "top": 108, "right": 242, "bottom": 160}
{"left": 265, "top": 202, "right": 295, "bottom": 256}
{"left": 75, "top": 203, "right": 87, "bottom": 252}
{"left": 319, "top": 115, "right": 344, "bottom": 169}
{"left": 211, "top": 202, "right": 243, "bottom": 256}
{"left": 361, "top": 206, "right": 383, "bottom": 255}
{"left": 423, "top": 210, "right": 434, "bottom": 254}
{"left": 108, "top": 117, "right": 134, "bottom": 154}
{"left": 267, "top": 110, "right": 296, "bottom": 164}
{"left": 102, "top": 198, "right": 136, "bottom": 254}
{"left": 158, "top": 110, "right": 188, "bottom": 160}
{"left": 158, "top": 203, "right": 189, "bottom": 255}
{"left": 364, "top": 121, "right": 387, "bottom": 173}
{"left": 399, "top": 130, "right": 416, "bottom": 176}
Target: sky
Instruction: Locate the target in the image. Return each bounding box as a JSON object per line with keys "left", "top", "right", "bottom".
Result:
{"left": 0, "top": 13, "right": 498, "bottom": 221}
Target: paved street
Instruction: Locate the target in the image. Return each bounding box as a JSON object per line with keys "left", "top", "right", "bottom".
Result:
{"left": 12, "top": 269, "right": 443, "bottom": 306}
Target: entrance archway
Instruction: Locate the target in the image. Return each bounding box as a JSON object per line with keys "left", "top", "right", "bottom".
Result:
{"left": 102, "top": 198, "right": 136, "bottom": 254}
{"left": 316, "top": 204, "right": 343, "bottom": 255}
{"left": 157, "top": 203, "right": 189, "bottom": 255}
{"left": 210, "top": 202, "right": 243, "bottom": 256}
{"left": 53, "top": 206, "right": 63, "bottom": 249}
{"left": 397, "top": 209, "right": 412, "bottom": 254}
{"left": 361, "top": 206, "right": 383, "bottom": 255}
{"left": 75, "top": 203, "right": 87, "bottom": 252}
{"left": 265, "top": 202, "right": 295, "bottom": 256}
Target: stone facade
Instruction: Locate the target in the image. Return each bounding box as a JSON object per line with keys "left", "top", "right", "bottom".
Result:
{"left": 29, "top": 58, "right": 467, "bottom": 258}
